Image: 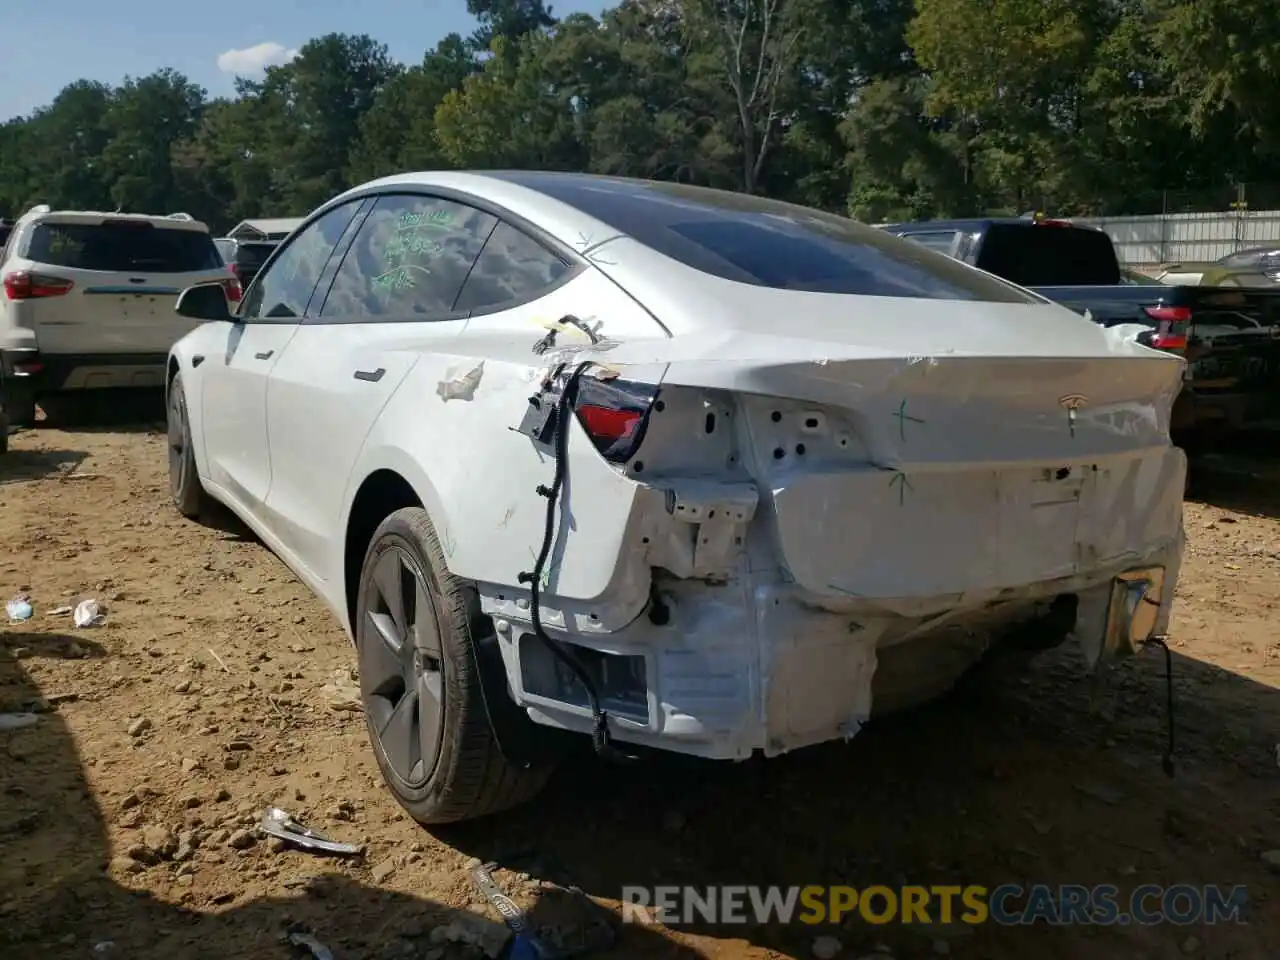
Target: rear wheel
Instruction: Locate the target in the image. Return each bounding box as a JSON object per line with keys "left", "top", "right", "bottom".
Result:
{"left": 356, "top": 507, "right": 551, "bottom": 824}
{"left": 167, "top": 373, "right": 208, "bottom": 519}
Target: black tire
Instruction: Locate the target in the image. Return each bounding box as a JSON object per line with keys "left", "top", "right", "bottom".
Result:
{"left": 356, "top": 507, "right": 551, "bottom": 824}
{"left": 4, "top": 388, "right": 35, "bottom": 428}
{"left": 167, "top": 373, "right": 207, "bottom": 519}
{"left": 0, "top": 413, "right": 8, "bottom": 454}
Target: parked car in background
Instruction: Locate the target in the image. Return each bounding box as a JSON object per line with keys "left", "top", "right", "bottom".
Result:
{"left": 0, "top": 206, "right": 239, "bottom": 426}
{"left": 1121, "top": 268, "right": 1165, "bottom": 285}
{"left": 1194, "top": 246, "right": 1280, "bottom": 288}
{"left": 884, "top": 216, "right": 1280, "bottom": 448}
{"left": 215, "top": 236, "right": 279, "bottom": 292}
{"left": 1153, "top": 247, "right": 1280, "bottom": 287}
{"left": 167, "top": 172, "right": 1185, "bottom": 824}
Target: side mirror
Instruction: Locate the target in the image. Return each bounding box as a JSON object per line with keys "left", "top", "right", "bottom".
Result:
{"left": 176, "top": 282, "right": 235, "bottom": 323}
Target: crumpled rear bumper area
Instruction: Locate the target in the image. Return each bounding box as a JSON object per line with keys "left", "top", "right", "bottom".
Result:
{"left": 485, "top": 447, "right": 1185, "bottom": 760}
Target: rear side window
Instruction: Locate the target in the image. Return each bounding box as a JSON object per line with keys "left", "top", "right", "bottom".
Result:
{"left": 319, "top": 194, "right": 496, "bottom": 319}
{"left": 454, "top": 222, "right": 570, "bottom": 314}
{"left": 485, "top": 172, "right": 1037, "bottom": 302}
{"left": 976, "top": 224, "right": 1120, "bottom": 286}
{"left": 25, "top": 221, "right": 223, "bottom": 273}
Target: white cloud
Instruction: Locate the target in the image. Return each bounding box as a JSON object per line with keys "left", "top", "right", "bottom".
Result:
{"left": 216, "top": 42, "right": 299, "bottom": 75}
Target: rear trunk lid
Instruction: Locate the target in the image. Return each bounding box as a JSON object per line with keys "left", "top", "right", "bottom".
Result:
{"left": 589, "top": 248, "right": 1185, "bottom": 598}
{"left": 16, "top": 214, "right": 229, "bottom": 356}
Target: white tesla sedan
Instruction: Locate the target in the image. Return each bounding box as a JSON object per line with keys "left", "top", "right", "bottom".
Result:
{"left": 166, "top": 172, "right": 1187, "bottom": 824}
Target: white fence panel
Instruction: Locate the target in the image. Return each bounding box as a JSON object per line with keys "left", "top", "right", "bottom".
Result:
{"left": 1075, "top": 210, "right": 1280, "bottom": 265}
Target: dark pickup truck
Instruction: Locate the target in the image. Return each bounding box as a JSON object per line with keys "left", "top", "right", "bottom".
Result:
{"left": 881, "top": 216, "right": 1280, "bottom": 447}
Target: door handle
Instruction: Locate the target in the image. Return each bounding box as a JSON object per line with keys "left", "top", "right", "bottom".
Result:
{"left": 353, "top": 368, "right": 386, "bottom": 383}
{"left": 254, "top": 350, "right": 274, "bottom": 360}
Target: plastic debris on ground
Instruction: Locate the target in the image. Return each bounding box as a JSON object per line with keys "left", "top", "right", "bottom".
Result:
{"left": 286, "top": 932, "right": 334, "bottom": 960}
{"left": 259, "top": 807, "right": 364, "bottom": 856}
{"left": 467, "top": 855, "right": 618, "bottom": 959}
{"left": 73, "top": 598, "right": 105, "bottom": 628}
{"left": 0, "top": 713, "right": 39, "bottom": 731}
{"left": 6, "top": 596, "right": 33, "bottom": 621}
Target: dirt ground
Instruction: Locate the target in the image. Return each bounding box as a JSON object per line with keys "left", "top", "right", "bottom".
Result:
{"left": 1, "top": 399, "right": 1278, "bottom": 960}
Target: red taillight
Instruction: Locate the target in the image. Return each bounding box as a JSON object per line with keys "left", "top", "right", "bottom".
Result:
{"left": 3, "top": 270, "right": 74, "bottom": 300}
{"left": 1143, "top": 305, "right": 1192, "bottom": 351}
{"left": 1036, "top": 218, "right": 1073, "bottom": 228}
{"left": 577, "top": 404, "right": 642, "bottom": 442}
{"left": 1144, "top": 305, "right": 1193, "bottom": 324}
{"left": 1150, "top": 332, "right": 1187, "bottom": 350}
{"left": 220, "top": 266, "right": 242, "bottom": 302}
{"left": 571, "top": 377, "right": 658, "bottom": 463}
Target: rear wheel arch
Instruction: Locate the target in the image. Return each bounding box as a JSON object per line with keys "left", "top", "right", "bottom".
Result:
{"left": 344, "top": 468, "right": 426, "bottom": 635}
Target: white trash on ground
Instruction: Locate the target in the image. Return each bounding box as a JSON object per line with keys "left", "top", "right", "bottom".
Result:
{"left": 6, "top": 596, "right": 33, "bottom": 621}
{"left": 73, "top": 598, "right": 105, "bottom": 628}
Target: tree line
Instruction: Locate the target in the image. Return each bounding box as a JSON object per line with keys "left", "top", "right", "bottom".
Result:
{"left": 1, "top": 0, "right": 1276, "bottom": 232}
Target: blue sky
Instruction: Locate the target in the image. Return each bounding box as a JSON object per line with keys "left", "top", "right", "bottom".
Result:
{"left": 0, "top": 0, "right": 610, "bottom": 122}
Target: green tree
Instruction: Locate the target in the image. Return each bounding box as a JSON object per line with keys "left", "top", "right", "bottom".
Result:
{"left": 100, "top": 70, "right": 205, "bottom": 214}
{"left": 0, "top": 0, "right": 1275, "bottom": 227}
{"left": 349, "top": 34, "right": 477, "bottom": 182}
{"left": 8, "top": 81, "right": 114, "bottom": 213}
{"left": 467, "top": 0, "right": 557, "bottom": 48}
{"left": 249, "top": 33, "right": 399, "bottom": 212}
{"left": 434, "top": 34, "right": 585, "bottom": 170}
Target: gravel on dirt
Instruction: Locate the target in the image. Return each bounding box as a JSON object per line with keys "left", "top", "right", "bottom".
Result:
{"left": 2, "top": 412, "right": 1278, "bottom": 959}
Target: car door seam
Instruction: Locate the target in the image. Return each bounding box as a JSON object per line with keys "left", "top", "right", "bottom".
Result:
{"left": 450, "top": 219, "right": 499, "bottom": 313}
{"left": 334, "top": 353, "right": 425, "bottom": 530}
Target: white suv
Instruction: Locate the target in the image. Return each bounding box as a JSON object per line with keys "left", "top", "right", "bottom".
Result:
{"left": 0, "top": 206, "right": 239, "bottom": 425}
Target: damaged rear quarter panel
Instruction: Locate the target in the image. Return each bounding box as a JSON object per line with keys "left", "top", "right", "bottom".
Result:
{"left": 339, "top": 267, "right": 673, "bottom": 622}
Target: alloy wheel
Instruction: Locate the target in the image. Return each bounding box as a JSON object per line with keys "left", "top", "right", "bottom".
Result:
{"left": 167, "top": 389, "right": 187, "bottom": 495}
{"left": 360, "top": 546, "right": 445, "bottom": 787}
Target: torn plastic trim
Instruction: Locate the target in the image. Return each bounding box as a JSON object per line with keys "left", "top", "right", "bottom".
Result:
{"left": 476, "top": 474, "right": 759, "bottom": 636}
{"left": 493, "top": 556, "right": 1183, "bottom": 762}
{"left": 259, "top": 807, "right": 363, "bottom": 855}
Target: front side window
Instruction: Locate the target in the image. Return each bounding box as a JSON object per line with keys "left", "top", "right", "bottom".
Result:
{"left": 241, "top": 201, "right": 362, "bottom": 321}
{"left": 319, "top": 194, "right": 496, "bottom": 320}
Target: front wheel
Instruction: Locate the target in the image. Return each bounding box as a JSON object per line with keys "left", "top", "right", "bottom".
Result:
{"left": 356, "top": 507, "right": 552, "bottom": 824}
{"left": 167, "top": 373, "right": 208, "bottom": 519}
